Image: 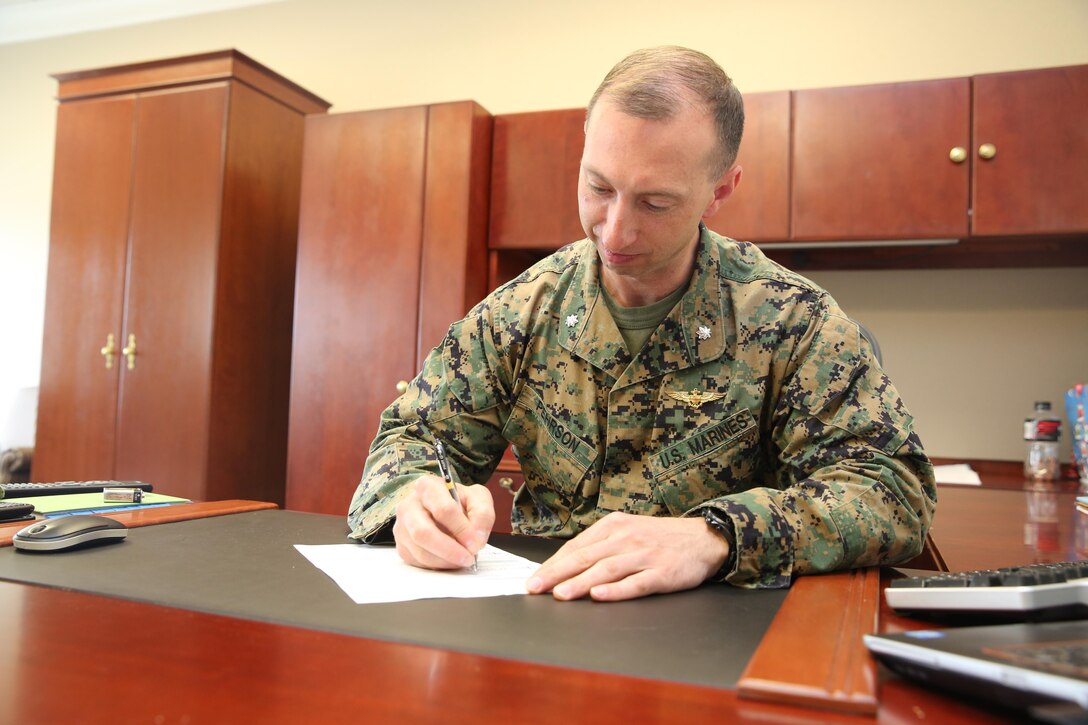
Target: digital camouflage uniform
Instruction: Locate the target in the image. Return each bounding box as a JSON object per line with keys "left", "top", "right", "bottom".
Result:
{"left": 348, "top": 227, "right": 936, "bottom": 588}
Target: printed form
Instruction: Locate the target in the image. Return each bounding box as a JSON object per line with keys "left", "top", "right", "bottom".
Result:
{"left": 295, "top": 543, "right": 540, "bottom": 604}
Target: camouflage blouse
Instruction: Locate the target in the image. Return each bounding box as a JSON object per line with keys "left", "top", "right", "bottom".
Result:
{"left": 348, "top": 227, "right": 936, "bottom": 588}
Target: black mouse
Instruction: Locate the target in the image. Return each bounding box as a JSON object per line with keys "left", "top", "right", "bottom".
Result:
{"left": 13, "top": 515, "right": 128, "bottom": 552}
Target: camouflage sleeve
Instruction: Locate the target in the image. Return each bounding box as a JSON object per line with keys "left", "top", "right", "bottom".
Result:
{"left": 346, "top": 303, "right": 513, "bottom": 542}
{"left": 690, "top": 312, "right": 937, "bottom": 588}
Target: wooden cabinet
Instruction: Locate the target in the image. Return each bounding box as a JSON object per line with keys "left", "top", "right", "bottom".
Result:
{"left": 489, "top": 107, "right": 586, "bottom": 250}
{"left": 34, "top": 51, "right": 328, "bottom": 504}
{"left": 705, "top": 91, "right": 791, "bottom": 242}
{"left": 791, "top": 78, "right": 971, "bottom": 241}
{"left": 971, "top": 64, "right": 1088, "bottom": 236}
{"left": 487, "top": 64, "right": 1087, "bottom": 265}
{"left": 790, "top": 64, "right": 1088, "bottom": 242}
{"left": 285, "top": 102, "right": 492, "bottom": 516}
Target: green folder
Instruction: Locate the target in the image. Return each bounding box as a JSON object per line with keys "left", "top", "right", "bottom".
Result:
{"left": 5, "top": 492, "right": 190, "bottom": 515}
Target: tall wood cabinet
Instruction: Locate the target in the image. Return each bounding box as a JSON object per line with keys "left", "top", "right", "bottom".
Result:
{"left": 34, "top": 51, "right": 329, "bottom": 504}
{"left": 285, "top": 102, "right": 492, "bottom": 515}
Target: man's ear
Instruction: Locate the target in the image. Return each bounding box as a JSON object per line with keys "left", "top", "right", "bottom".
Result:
{"left": 702, "top": 164, "right": 742, "bottom": 220}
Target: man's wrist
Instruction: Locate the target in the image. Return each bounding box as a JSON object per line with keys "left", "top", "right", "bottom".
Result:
{"left": 702, "top": 508, "right": 737, "bottom": 583}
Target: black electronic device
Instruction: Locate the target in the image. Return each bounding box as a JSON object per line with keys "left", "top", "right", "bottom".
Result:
{"left": 0, "top": 480, "right": 152, "bottom": 498}
{"left": 865, "top": 621, "right": 1088, "bottom": 722}
{"left": 0, "top": 501, "right": 35, "bottom": 522}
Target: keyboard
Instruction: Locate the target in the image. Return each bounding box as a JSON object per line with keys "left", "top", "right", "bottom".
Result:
{"left": 887, "top": 561, "right": 1088, "bottom": 616}
{"left": 0, "top": 480, "right": 153, "bottom": 498}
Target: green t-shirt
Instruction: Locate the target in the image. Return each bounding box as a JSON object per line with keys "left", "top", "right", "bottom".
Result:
{"left": 601, "top": 282, "right": 687, "bottom": 355}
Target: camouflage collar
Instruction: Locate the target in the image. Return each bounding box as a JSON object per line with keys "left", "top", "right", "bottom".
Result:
{"left": 558, "top": 226, "right": 727, "bottom": 388}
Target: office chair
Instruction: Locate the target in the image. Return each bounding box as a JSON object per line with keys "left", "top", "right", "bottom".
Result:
{"left": 855, "top": 319, "right": 883, "bottom": 366}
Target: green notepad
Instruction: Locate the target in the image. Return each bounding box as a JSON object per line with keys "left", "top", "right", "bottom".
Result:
{"left": 4, "top": 492, "right": 191, "bottom": 515}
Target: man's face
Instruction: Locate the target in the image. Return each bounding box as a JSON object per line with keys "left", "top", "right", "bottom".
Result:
{"left": 578, "top": 95, "right": 739, "bottom": 306}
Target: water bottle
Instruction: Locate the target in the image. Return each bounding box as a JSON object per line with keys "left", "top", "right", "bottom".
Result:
{"left": 1024, "top": 401, "right": 1061, "bottom": 481}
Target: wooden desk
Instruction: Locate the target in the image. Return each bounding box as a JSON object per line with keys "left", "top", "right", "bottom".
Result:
{"left": 0, "top": 482, "right": 1070, "bottom": 724}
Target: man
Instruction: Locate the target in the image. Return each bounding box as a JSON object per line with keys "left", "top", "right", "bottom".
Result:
{"left": 348, "top": 46, "right": 936, "bottom": 600}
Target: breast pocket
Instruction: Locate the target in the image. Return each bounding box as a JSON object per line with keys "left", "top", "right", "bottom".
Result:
{"left": 502, "top": 386, "right": 596, "bottom": 505}
{"left": 650, "top": 408, "right": 760, "bottom": 515}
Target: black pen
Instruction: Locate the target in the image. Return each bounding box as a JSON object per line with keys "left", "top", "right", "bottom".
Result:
{"left": 434, "top": 439, "right": 478, "bottom": 573}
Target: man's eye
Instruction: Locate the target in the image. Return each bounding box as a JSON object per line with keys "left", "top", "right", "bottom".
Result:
{"left": 644, "top": 201, "right": 669, "bottom": 212}
{"left": 590, "top": 185, "right": 611, "bottom": 195}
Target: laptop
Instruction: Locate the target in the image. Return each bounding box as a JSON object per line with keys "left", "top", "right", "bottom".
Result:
{"left": 864, "top": 620, "right": 1088, "bottom": 723}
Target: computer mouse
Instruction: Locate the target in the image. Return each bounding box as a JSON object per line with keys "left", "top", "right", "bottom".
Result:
{"left": 13, "top": 514, "right": 128, "bottom": 552}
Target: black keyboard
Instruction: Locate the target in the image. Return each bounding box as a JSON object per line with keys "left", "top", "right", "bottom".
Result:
{"left": 0, "top": 480, "right": 153, "bottom": 498}
{"left": 887, "top": 561, "right": 1088, "bottom": 616}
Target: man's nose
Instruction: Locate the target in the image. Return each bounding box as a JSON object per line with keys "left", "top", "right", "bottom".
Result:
{"left": 600, "top": 200, "right": 636, "bottom": 250}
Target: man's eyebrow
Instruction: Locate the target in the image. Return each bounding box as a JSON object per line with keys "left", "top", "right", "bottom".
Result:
{"left": 583, "top": 166, "right": 684, "bottom": 200}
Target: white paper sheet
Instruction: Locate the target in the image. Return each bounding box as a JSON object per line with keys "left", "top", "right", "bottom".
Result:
{"left": 933, "top": 463, "right": 983, "bottom": 485}
{"left": 295, "top": 543, "right": 540, "bottom": 604}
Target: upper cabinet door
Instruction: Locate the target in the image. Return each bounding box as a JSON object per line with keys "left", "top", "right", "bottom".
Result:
{"left": 972, "top": 65, "right": 1088, "bottom": 236}
{"left": 791, "top": 78, "right": 971, "bottom": 241}
{"left": 489, "top": 108, "right": 586, "bottom": 249}
{"left": 34, "top": 96, "right": 135, "bottom": 483}
{"left": 705, "top": 90, "right": 791, "bottom": 242}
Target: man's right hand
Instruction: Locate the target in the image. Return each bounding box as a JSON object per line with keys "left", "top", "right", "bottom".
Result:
{"left": 392, "top": 474, "right": 494, "bottom": 570}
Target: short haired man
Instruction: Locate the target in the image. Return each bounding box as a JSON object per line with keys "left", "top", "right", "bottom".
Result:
{"left": 348, "top": 46, "right": 936, "bottom": 601}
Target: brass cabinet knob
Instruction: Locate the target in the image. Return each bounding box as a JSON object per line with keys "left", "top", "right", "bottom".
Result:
{"left": 499, "top": 477, "right": 515, "bottom": 493}
{"left": 978, "top": 143, "right": 997, "bottom": 160}
{"left": 395, "top": 380, "right": 409, "bottom": 394}
{"left": 121, "top": 334, "right": 137, "bottom": 371}
{"left": 948, "top": 146, "right": 967, "bottom": 164}
{"left": 100, "top": 333, "right": 117, "bottom": 370}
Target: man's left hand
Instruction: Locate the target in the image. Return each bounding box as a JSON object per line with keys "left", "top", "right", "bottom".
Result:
{"left": 525, "top": 512, "right": 731, "bottom": 601}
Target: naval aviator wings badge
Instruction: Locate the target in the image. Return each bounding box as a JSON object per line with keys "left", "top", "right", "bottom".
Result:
{"left": 666, "top": 389, "right": 727, "bottom": 409}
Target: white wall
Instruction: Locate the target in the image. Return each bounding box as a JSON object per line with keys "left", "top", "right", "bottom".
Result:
{"left": 1, "top": 0, "right": 1087, "bottom": 458}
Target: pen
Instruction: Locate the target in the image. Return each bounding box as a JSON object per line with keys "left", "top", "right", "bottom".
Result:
{"left": 434, "top": 439, "right": 478, "bottom": 573}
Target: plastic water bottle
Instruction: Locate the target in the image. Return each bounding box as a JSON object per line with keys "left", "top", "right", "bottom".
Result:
{"left": 1024, "top": 401, "right": 1062, "bottom": 481}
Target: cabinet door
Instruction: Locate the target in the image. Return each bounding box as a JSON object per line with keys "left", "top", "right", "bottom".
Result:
{"left": 972, "top": 65, "right": 1088, "bottom": 236}
{"left": 34, "top": 96, "right": 134, "bottom": 482}
{"left": 113, "top": 84, "right": 228, "bottom": 499}
{"left": 705, "top": 91, "right": 790, "bottom": 242}
{"left": 286, "top": 108, "right": 428, "bottom": 515}
{"left": 791, "top": 78, "right": 971, "bottom": 241}
{"left": 489, "top": 108, "right": 586, "bottom": 249}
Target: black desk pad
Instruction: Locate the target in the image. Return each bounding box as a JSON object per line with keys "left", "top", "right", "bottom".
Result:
{"left": 0, "top": 509, "right": 787, "bottom": 689}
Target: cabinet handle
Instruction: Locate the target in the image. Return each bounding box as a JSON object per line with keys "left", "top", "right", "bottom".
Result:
{"left": 396, "top": 380, "right": 409, "bottom": 394}
{"left": 121, "top": 334, "right": 137, "bottom": 371}
{"left": 948, "top": 146, "right": 967, "bottom": 164}
{"left": 100, "top": 333, "right": 117, "bottom": 370}
{"left": 499, "top": 477, "right": 516, "bottom": 493}
{"left": 978, "top": 143, "right": 997, "bottom": 160}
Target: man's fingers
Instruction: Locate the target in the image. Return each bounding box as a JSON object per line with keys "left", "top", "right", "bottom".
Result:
{"left": 394, "top": 479, "right": 476, "bottom": 569}
{"left": 460, "top": 486, "right": 494, "bottom": 554}
{"left": 528, "top": 535, "right": 623, "bottom": 596}
{"left": 588, "top": 569, "right": 657, "bottom": 602}
{"left": 416, "top": 477, "right": 479, "bottom": 550}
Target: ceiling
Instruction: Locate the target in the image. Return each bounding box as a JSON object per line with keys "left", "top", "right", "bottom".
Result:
{"left": 0, "top": 0, "right": 283, "bottom": 45}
